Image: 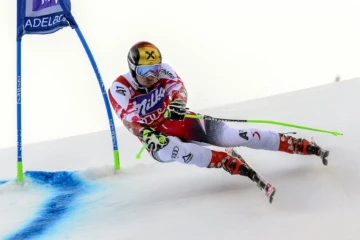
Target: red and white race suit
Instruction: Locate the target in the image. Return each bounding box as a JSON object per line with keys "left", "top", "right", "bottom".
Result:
{"left": 108, "top": 63, "right": 187, "bottom": 136}
{"left": 108, "top": 63, "right": 281, "bottom": 167}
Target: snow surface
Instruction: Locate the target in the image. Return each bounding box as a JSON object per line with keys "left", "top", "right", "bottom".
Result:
{"left": 0, "top": 78, "right": 359, "bottom": 240}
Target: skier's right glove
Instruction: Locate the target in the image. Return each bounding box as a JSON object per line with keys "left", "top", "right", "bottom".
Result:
{"left": 139, "top": 127, "right": 169, "bottom": 152}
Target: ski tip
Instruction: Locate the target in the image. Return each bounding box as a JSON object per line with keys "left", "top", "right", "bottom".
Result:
{"left": 322, "top": 151, "right": 330, "bottom": 166}
{"left": 265, "top": 183, "right": 276, "bottom": 204}
{"left": 269, "top": 189, "right": 276, "bottom": 204}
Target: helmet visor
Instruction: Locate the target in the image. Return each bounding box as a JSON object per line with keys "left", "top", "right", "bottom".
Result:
{"left": 135, "top": 64, "right": 161, "bottom": 78}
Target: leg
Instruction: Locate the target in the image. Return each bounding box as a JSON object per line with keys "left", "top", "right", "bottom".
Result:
{"left": 145, "top": 135, "right": 276, "bottom": 202}
{"left": 152, "top": 136, "right": 212, "bottom": 167}
{"left": 158, "top": 113, "right": 324, "bottom": 157}
{"left": 152, "top": 136, "right": 255, "bottom": 177}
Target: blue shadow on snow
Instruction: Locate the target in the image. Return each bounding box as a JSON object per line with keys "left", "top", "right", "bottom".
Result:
{"left": 5, "top": 171, "right": 87, "bottom": 240}
{"left": 0, "top": 180, "right": 8, "bottom": 185}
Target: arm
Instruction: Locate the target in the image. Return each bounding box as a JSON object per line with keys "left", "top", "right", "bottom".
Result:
{"left": 160, "top": 63, "right": 188, "bottom": 104}
{"left": 171, "top": 84, "right": 188, "bottom": 104}
{"left": 160, "top": 64, "right": 189, "bottom": 120}
{"left": 108, "top": 80, "right": 147, "bottom": 136}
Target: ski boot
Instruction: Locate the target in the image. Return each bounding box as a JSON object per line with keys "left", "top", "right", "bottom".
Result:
{"left": 278, "top": 134, "right": 330, "bottom": 165}
{"left": 209, "top": 150, "right": 276, "bottom": 203}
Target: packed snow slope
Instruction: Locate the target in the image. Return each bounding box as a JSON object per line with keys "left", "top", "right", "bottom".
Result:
{"left": 0, "top": 78, "right": 359, "bottom": 240}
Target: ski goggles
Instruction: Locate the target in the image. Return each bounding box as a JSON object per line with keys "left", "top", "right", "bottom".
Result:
{"left": 135, "top": 64, "right": 161, "bottom": 78}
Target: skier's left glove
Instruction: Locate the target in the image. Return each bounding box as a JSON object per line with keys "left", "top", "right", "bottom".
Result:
{"left": 139, "top": 127, "right": 169, "bottom": 152}
{"left": 165, "top": 100, "right": 187, "bottom": 121}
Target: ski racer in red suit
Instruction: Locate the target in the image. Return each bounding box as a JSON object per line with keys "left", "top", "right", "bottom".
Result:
{"left": 108, "top": 41, "right": 328, "bottom": 200}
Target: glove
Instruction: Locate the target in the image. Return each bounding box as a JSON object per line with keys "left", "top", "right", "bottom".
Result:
{"left": 165, "top": 100, "right": 187, "bottom": 121}
{"left": 140, "top": 128, "right": 169, "bottom": 152}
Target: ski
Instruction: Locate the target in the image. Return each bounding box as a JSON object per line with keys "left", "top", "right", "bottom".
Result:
{"left": 310, "top": 138, "right": 330, "bottom": 166}
{"left": 319, "top": 149, "right": 329, "bottom": 166}
{"left": 225, "top": 147, "right": 276, "bottom": 204}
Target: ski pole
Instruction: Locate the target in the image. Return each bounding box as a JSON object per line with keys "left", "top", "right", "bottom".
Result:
{"left": 185, "top": 114, "right": 343, "bottom": 136}
{"left": 136, "top": 113, "right": 343, "bottom": 159}
{"left": 136, "top": 144, "right": 147, "bottom": 159}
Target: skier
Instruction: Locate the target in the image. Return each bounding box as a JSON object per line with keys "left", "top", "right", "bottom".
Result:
{"left": 108, "top": 41, "right": 328, "bottom": 202}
